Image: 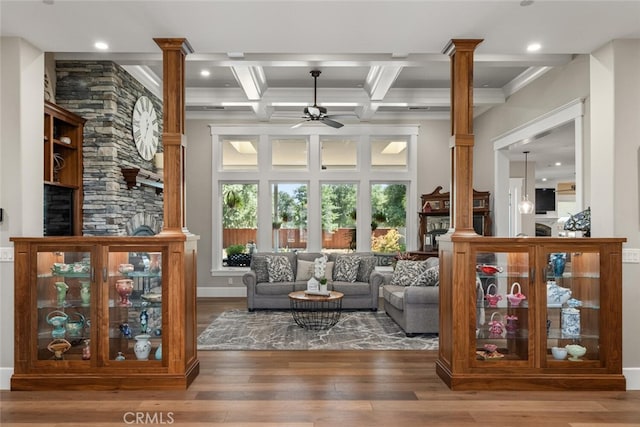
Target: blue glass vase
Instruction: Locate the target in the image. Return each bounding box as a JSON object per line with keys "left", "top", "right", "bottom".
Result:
{"left": 551, "top": 253, "right": 566, "bottom": 277}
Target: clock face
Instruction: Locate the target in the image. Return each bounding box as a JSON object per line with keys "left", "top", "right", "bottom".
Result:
{"left": 132, "top": 96, "right": 159, "bottom": 161}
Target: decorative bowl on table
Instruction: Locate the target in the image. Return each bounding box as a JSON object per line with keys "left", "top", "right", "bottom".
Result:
{"left": 565, "top": 344, "right": 587, "bottom": 361}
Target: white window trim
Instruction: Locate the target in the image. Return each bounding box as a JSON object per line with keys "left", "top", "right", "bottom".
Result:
{"left": 210, "top": 124, "right": 419, "bottom": 274}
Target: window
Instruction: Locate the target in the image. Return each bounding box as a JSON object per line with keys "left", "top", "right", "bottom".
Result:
{"left": 210, "top": 126, "right": 418, "bottom": 272}
{"left": 371, "top": 137, "right": 408, "bottom": 169}
{"left": 271, "top": 137, "right": 308, "bottom": 169}
{"left": 321, "top": 183, "right": 357, "bottom": 251}
{"left": 321, "top": 137, "right": 357, "bottom": 170}
{"left": 272, "top": 182, "right": 308, "bottom": 251}
{"left": 222, "top": 183, "right": 257, "bottom": 265}
{"left": 221, "top": 137, "right": 258, "bottom": 170}
{"left": 371, "top": 183, "right": 407, "bottom": 253}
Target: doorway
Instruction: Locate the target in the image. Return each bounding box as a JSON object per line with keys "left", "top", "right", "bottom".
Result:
{"left": 492, "top": 99, "right": 585, "bottom": 237}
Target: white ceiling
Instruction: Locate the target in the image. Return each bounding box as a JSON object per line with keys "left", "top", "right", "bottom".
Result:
{"left": 2, "top": 0, "right": 639, "bottom": 181}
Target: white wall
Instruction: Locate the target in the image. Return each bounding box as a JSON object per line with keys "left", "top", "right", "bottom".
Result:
{"left": 591, "top": 39, "right": 640, "bottom": 388}
{"left": 0, "top": 37, "right": 45, "bottom": 389}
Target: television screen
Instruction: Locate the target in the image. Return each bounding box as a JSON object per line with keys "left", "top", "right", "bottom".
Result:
{"left": 535, "top": 188, "right": 556, "bottom": 214}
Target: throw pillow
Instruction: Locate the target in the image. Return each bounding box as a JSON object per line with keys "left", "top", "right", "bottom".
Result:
{"left": 333, "top": 255, "right": 361, "bottom": 282}
{"left": 295, "top": 259, "right": 314, "bottom": 282}
{"left": 250, "top": 256, "right": 269, "bottom": 283}
{"left": 324, "top": 261, "right": 334, "bottom": 283}
{"left": 356, "top": 256, "right": 377, "bottom": 282}
{"left": 391, "top": 260, "right": 427, "bottom": 287}
{"left": 266, "top": 255, "right": 294, "bottom": 282}
{"left": 410, "top": 265, "right": 439, "bottom": 287}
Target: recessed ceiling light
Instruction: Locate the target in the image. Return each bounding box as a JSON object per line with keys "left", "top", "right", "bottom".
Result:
{"left": 200, "top": 70, "right": 211, "bottom": 77}
{"left": 555, "top": 162, "right": 562, "bottom": 166}
{"left": 527, "top": 43, "right": 541, "bottom": 52}
{"left": 542, "top": 178, "right": 547, "bottom": 182}
{"left": 94, "top": 41, "right": 109, "bottom": 50}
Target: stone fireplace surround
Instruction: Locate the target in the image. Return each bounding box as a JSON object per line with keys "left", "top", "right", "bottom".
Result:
{"left": 54, "top": 60, "right": 163, "bottom": 236}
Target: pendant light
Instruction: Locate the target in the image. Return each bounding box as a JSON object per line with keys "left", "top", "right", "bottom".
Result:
{"left": 518, "top": 151, "right": 535, "bottom": 214}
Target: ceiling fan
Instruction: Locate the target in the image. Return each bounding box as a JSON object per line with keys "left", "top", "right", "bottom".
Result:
{"left": 292, "top": 70, "right": 349, "bottom": 129}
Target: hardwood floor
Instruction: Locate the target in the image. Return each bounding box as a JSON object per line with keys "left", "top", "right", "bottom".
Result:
{"left": 2, "top": 297, "right": 640, "bottom": 426}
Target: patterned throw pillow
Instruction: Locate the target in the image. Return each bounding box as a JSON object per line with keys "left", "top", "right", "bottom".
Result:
{"left": 391, "top": 260, "right": 427, "bottom": 287}
{"left": 356, "top": 256, "right": 377, "bottom": 282}
{"left": 266, "top": 255, "right": 294, "bottom": 282}
{"left": 333, "top": 255, "right": 361, "bottom": 282}
{"left": 250, "top": 256, "right": 269, "bottom": 283}
{"left": 295, "top": 260, "right": 314, "bottom": 282}
{"left": 410, "top": 265, "right": 439, "bottom": 287}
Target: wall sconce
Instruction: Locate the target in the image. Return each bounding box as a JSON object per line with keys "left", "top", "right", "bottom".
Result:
{"left": 518, "top": 151, "right": 535, "bottom": 214}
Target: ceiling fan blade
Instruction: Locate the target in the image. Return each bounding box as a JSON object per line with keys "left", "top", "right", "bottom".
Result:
{"left": 291, "top": 119, "right": 309, "bottom": 129}
{"left": 320, "top": 117, "right": 344, "bottom": 129}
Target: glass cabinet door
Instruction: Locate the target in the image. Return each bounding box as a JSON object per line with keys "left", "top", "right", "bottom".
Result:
{"left": 473, "top": 248, "right": 531, "bottom": 365}
{"left": 107, "top": 248, "right": 163, "bottom": 363}
{"left": 544, "top": 248, "right": 600, "bottom": 366}
{"left": 36, "top": 248, "right": 93, "bottom": 362}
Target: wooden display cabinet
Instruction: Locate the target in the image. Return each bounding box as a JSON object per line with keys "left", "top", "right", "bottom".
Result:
{"left": 44, "top": 101, "right": 86, "bottom": 236}
{"left": 436, "top": 235, "right": 625, "bottom": 390}
{"left": 11, "top": 236, "right": 199, "bottom": 390}
{"left": 415, "top": 186, "right": 491, "bottom": 257}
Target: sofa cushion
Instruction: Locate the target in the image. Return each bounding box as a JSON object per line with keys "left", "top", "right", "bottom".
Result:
{"left": 356, "top": 256, "right": 377, "bottom": 282}
{"left": 331, "top": 280, "right": 371, "bottom": 296}
{"left": 250, "top": 255, "right": 270, "bottom": 283}
{"left": 333, "top": 255, "right": 361, "bottom": 282}
{"left": 391, "top": 260, "right": 427, "bottom": 287}
{"left": 410, "top": 265, "right": 439, "bottom": 287}
{"left": 295, "top": 259, "right": 315, "bottom": 282}
{"left": 266, "top": 255, "right": 294, "bottom": 282}
{"left": 256, "top": 282, "right": 295, "bottom": 295}
{"left": 382, "top": 284, "right": 406, "bottom": 310}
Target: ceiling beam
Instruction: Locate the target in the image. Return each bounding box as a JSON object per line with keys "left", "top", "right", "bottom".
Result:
{"left": 230, "top": 65, "right": 267, "bottom": 100}
{"left": 365, "top": 65, "right": 403, "bottom": 101}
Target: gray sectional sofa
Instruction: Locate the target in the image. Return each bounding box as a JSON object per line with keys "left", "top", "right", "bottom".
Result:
{"left": 243, "top": 252, "right": 382, "bottom": 311}
{"left": 381, "top": 257, "right": 440, "bottom": 335}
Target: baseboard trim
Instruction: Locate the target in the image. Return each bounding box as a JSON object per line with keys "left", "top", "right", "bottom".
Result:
{"left": 198, "top": 286, "right": 246, "bottom": 298}
{"left": 623, "top": 367, "right": 640, "bottom": 390}
{"left": 0, "top": 367, "right": 13, "bottom": 390}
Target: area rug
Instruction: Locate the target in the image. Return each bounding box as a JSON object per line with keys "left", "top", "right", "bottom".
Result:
{"left": 197, "top": 309, "right": 439, "bottom": 350}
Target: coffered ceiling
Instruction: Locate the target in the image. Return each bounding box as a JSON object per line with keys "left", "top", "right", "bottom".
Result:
{"left": 2, "top": 0, "right": 639, "bottom": 124}
{"left": 2, "top": 1, "right": 639, "bottom": 185}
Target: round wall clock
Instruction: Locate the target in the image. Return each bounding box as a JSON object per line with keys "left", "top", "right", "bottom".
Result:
{"left": 132, "top": 96, "right": 159, "bottom": 161}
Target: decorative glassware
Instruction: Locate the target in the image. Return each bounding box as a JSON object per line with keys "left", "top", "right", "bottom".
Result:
{"left": 80, "top": 280, "right": 91, "bottom": 306}
{"left": 46, "top": 310, "right": 68, "bottom": 339}
{"left": 54, "top": 281, "right": 69, "bottom": 307}
{"left": 115, "top": 279, "right": 134, "bottom": 306}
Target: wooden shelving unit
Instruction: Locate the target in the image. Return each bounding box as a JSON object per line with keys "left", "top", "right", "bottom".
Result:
{"left": 44, "top": 101, "right": 86, "bottom": 236}
{"left": 10, "top": 236, "right": 199, "bottom": 390}
{"left": 436, "top": 236, "right": 626, "bottom": 391}
{"left": 414, "top": 186, "right": 491, "bottom": 258}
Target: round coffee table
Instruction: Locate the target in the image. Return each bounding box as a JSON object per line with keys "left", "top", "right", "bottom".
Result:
{"left": 288, "top": 290, "right": 344, "bottom": 330}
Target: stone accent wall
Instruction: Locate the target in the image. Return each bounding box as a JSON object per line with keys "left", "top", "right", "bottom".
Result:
{"left": 55, "top": 61, "right": 163, "bottom": 236}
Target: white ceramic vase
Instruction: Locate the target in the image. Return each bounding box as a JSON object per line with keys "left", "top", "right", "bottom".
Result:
{"left": 134, "top": 334, "right": 152, "bottom": 360}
